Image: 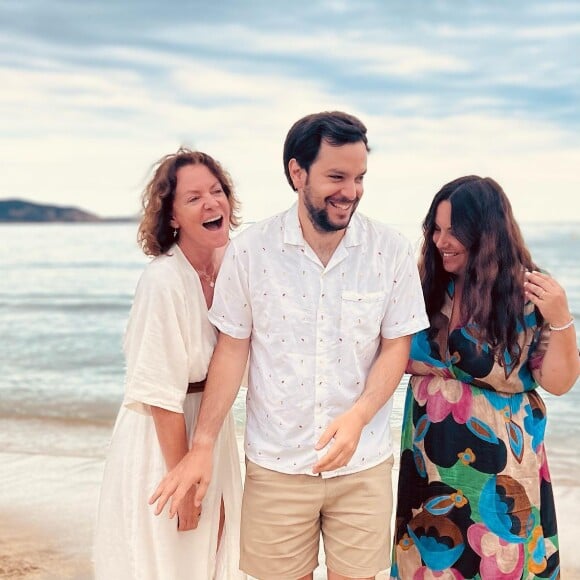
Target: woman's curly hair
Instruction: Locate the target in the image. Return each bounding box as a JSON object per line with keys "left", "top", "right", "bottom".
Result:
{"left": 137, "top": 148, "right": 241, "bottom": 256}
{"left": 419, "top": 175, "right": 541, "bottom": 374}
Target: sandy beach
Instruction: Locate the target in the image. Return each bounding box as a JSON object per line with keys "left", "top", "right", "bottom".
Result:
{"left": 1, "top": 438, "right": 579, "bottom": 580}
{"left": 0, "top": 452, "right": 100, "bottom": 579}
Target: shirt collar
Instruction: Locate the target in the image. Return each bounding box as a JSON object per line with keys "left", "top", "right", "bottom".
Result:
{"left": 283, "top": 201, "right": 364, "bottom": 248}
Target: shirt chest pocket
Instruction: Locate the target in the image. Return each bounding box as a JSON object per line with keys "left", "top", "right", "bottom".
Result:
{"left": 340, "top": 291, "right": 386, "bottom": 347}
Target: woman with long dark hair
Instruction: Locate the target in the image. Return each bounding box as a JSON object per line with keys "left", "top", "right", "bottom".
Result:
{"left": 391, "top": 176, "right": 579, "bottom": 579}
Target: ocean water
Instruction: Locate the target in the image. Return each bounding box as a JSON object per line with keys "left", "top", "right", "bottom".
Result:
{"left": 1, "top": 222, "right": 579, "bottom": 480}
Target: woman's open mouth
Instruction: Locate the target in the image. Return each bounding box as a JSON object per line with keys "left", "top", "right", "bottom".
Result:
{"left": 203, "top": 216, "right": 224, "bottom": 231}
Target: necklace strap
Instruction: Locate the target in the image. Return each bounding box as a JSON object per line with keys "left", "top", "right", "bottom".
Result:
{"left": 196, "top": 268, "right": 216, "bottom": 287}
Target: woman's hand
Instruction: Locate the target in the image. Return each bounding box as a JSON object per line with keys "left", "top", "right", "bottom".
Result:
{"left": 524, "top": 270, "right": 573, "bottom": 327}
{"left": 176, "top": 486, "right": 202, "bottom": 531}
{"left": 149, "top": 444, "right": 213, "bottom": 519}
{"left": 525, "top": 270, "right": 579, "bottom": 395}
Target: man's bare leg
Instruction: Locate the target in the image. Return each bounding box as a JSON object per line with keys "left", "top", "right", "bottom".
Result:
{"left": 328, "top": 570, "right": 373, "bottom": 580}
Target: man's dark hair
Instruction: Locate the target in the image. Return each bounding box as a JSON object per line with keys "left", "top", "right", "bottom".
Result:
{"left": 283, "top": 111, "right": 370, "bottom": 190}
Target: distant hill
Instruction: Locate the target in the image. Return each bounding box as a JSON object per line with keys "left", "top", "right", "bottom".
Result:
{"left": 0, "top": 199, "right": 134, "bottom": 223}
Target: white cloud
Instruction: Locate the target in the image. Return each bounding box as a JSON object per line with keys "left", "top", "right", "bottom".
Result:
{"left": 514, "top": 23, "right": 580, "bottom": 39}
{"left": 3, "top": 103, "right": 578, "bottom": 227}
{"left": 435, "top": 21, "right": 580, "bottom": 41}
{"left": 319, "top": 0, "right": 353, "bottom": 14}
{"left": 434, "top": 24, "right": 502, "bottom": 39}
{"left": 355, "top": 43, "right": 469, "bottom": 76}
{"left": 359, "top": 113, "right": 580, "bottom": 226}
{"left": 0, "top": 3, "right": 578, "bottom": 225}
{"left": 529, "top": 2, "right": 580, "bottom": 16}
{"left": 149, "top": 24, "right": 470, "bottom": 77}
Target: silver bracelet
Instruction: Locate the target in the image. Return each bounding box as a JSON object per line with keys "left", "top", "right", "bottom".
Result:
{"left": 549, "top": 317, "right": 575, "bottom": 331}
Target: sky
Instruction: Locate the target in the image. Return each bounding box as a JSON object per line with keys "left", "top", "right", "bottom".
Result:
{"left": 1, "top": 0, "right": 579, "bottom": 226}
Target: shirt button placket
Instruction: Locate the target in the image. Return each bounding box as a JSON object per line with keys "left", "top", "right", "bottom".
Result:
{"left": 314, "top": 275, "right": 329, "bottom": 456}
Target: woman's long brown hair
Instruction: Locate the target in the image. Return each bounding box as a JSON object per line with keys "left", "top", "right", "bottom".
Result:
{"left": 419, "top": 175, "right": 541, "bottom": 374}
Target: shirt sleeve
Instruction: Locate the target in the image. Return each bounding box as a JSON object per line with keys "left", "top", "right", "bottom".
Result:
{"left": 123, "top": 267, "right": 190, "bottom": 415}
{"left": 208, "top": 240, "right": 253, "bottom": 339}
{"left": 381, "top": 238, "right": 430, "bottom": 339}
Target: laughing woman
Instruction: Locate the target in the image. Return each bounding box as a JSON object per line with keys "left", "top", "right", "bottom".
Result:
{"left": 390, "top": 176, "right": 580, "bottom": 579}
{"left": 94, "top": 149, "right": 246, "bottom": 579}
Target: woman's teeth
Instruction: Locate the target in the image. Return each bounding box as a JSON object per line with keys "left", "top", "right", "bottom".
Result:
{"left": 203, "top": 216, "right": 223, "bottom": 230}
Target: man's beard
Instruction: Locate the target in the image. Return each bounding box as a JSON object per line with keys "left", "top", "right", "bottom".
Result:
{"left": 303, "top": 185, "right": 359, "bottom": 233}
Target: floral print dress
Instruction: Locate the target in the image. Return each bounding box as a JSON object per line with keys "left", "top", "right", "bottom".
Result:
{"left": 391, "top": 284, "right": 560, "bottom": 579}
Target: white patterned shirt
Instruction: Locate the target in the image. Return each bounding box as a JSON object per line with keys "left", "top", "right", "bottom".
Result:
{"left": 209, "top": 203, "right": 429, "bottom": 478}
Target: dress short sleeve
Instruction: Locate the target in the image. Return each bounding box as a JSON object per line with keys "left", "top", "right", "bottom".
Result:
{"left": 123, "top": 265, "right": 190, "bottom": 415}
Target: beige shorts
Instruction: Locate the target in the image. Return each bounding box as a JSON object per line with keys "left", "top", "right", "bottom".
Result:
{"left": 240, "top": 457, "right": 394, "bottom": 579}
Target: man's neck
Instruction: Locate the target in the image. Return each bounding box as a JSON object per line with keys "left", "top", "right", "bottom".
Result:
{"left": 298, "top": 207, "right": 346, "bottom": 267}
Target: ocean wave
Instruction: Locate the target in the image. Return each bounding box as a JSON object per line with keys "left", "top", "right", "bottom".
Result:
{"left": 0, "top": 395, "right": 121, "bottom": 423}
{"left": 0, "top": 410, "right": 116, "bottom": 427}
{"left": 0, "top": 300, "right": 132, "bottom": 312}
{"left": 0, "top": 291, "right": 133, "bottom": 299}
{"left": 2, "top": 261, "right": 144, "bottom": 270}
{"left": 0, "top": 291, "right": 133, "bottom": 311}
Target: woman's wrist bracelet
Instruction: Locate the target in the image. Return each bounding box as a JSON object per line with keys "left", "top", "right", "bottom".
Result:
{"left": 549, "top": 317, "right": 575, "bottom": 331}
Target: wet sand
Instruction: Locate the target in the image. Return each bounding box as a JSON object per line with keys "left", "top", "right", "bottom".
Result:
{"left": 1, "top": 446, "right": 579, "bottom": 579}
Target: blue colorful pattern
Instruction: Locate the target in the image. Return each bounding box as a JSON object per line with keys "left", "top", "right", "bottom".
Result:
{"left": 391, "top": 287, "right": 559, "bottom": 579}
